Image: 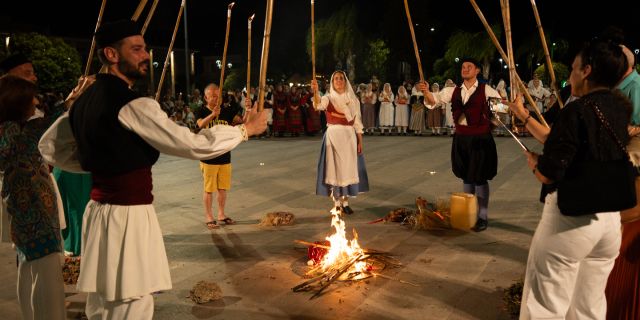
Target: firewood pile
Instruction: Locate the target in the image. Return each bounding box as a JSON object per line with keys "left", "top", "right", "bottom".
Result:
{"left": 259, "top": 211, "right": 295, "bottom": 226}
{"left": 188, "top": 281, "right": 223, "bottom": 304}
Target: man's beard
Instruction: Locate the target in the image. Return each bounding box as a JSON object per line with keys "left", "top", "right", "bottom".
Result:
{"left": 118, "top": 59, "right": 149, "bottom": 80}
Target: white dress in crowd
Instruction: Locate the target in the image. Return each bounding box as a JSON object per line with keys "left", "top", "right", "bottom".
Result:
{"left": 39, "top": 99, "right": 245, "bottom": 303}
{"left": 394, "top": 86, "right": 410, "bottom": 128}
{"left": 378, "top": 84, "right": 395, "bottom": 128}
{"left": 528, "top": 80, "right": 551, "bottom": 112}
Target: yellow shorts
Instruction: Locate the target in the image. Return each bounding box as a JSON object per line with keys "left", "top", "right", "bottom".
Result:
{"left": 200, "top": 163, "right": 232, "bottom": 192}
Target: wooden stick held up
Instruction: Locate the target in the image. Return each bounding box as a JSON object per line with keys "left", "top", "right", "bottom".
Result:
{"left": 155, "top": 0, "right": 186, "bottom": 101}
{"left": 257, "top": 0, "right": 275, "bottom": 112}
{"left": 499, "top": 0, "right": 514, "bottom": 100}
{"left": 403, "top": 0, "right": 424, "bottom": 82}
{"left": 217, "top": 2, "right": 236, "bottom": 107}
{"left": 311, "top": 0, "right": 320, "bottom": 105}
{"left": 530, "top": 0, "right": 564, "bottom": 108}
{"left": 247, "top": 14, "right": 255, "bottom": 98}
{"left": 469, "top": 0, "right": 549, "bottom": 128}
{"left": 131, "top": 0, "right": 149, "bottom": 22}
{"left": 84, "top": 0, "right": 108, "bottom": 77}
{"left": 141, "top": 0, "right": 160, "bottom": 35}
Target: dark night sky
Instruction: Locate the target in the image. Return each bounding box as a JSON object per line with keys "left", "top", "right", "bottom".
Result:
{"left": 1, "top": 0, "right": 638, "bottom": 78}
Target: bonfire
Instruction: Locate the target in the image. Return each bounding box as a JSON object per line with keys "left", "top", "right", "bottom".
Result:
{"left": 293, "top": 207, "right": 405, "bottom": 299}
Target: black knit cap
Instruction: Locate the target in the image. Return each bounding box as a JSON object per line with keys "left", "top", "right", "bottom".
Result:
{"left": 95, "top": 20, "right": 141, "bottom": 49}
{"left": 461, "top": 57, "right": 482, "bottom": 70}
{"left": 0, "top": 53, "right": 31, "bottom": 73}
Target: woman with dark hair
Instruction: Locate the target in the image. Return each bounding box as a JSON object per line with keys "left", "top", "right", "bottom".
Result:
{"left": 310, "top": 71, "right": 369, "bottom": 213}
{"left": 0, "top": 75, "right": 67, "bottom": 319}
{"left": 514, "top": 38, "right": 635, "bottom": 319}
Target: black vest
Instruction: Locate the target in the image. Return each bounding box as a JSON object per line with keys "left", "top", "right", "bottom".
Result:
{"left": 69, "top": 74, "right": 159, "bottom": 175}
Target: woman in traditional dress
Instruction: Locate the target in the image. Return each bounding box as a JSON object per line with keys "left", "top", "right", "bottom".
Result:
{"left": 426, "top": 83, "right": 443, "bottom": 135}
{"left": 378, "top": 83, "right": 395, "bottom": 135}
{"left": 443, "top": 79, "right": 456, "bottom": 135}
{"left": 272, "top": 84, "right": 288, "bottom": 137}
{"left": 394, "top": 86, "right": 410, "bottom": 135}
{"left": 410, "top": 82, "right": 427, "bottom": 135}
{"left": 311, "top": 71, "right": 369, "bottom": 214}
{"left": 360, "top": 83, "right": 377, "bottom": 135}
{"left": 287, "top": 86, "right": 304, "bottom": 136}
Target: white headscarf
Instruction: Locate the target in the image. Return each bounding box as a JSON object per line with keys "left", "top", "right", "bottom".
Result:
{"left": 444, "top": 79, "right": 455, "bottom": 88}
{"left": 327, "top": 71, "right": 360, "bottom": 122}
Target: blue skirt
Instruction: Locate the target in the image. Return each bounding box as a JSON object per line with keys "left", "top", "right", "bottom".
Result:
{"left": 315, "top": 134, "right": 370, "bottom": 197}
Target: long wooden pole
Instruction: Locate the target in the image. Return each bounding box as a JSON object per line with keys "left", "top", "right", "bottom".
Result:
{"left": 311, "top": 0, "right": 319, "bottom": 105}
{"left": 155, "top": 0, "right": 185, "bottom": 101}
{"left": 469, "top": 0, "right": 549, "bottom": 128}
{"left": 141, "top": 0, "right": 160, "bottom": 35}
{"left": 217, "top": 2, "right": 236, "bottom": 107}
{"left": 499, "top": 0, "right": 516, "bottom": 101}
{"left": 257, "top": 0, "right": 274, "bottom": 112}
{"left": 247, "top": 14, "right": 255, "bottom": 99}
{"left": 530, "top": 0, "right": 564, "bottom": 108}
{"left": 403, "top": 0, "right": 424, "bottom": 82}
{"left": 131, "top": 0, "right": 149, "bottom": 22}
{"left": 84, "top": 0, "right": 107, "bottom": 77}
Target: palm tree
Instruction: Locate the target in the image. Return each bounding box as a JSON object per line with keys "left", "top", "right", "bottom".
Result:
{"left": 442, "top": 25, "right": 502, "bottom": 80}
{"left": 307, "top": 3, "right": 363, "bottom": 79}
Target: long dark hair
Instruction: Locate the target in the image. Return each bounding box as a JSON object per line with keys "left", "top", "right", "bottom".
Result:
{"left": 0, "top": 75, "right": 38, "bottom": 124}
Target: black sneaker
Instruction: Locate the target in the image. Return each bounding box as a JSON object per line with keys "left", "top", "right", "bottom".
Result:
{"left": 342, "top": 205, "right": 354, "bottom": 215}
{"left": 472, "top": 219, "right": 488, "bottom": 232}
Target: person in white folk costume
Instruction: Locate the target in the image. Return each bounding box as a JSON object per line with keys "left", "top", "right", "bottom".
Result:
{"left": 426, "top": 82, "right": 444, "bottom": 135}
{"left": 394, "top": 85, "right": 410, "bottom": 135}
{"left": 360, "top": 83, "right": 377, "bottom": 135}
{"left": 442, "top": 79, "right": 456, "bottom": 135}
{"left": 528, "top": 75, "right": 551, "bottom": 113}
{"left": 311, "top": 71, "right": 369, "bottom": 214}
{"left": 378, "top": 83, "right": 395, "bottom": 135}
{"left": 38, "top": 20, "right": 266, "bottom": 319}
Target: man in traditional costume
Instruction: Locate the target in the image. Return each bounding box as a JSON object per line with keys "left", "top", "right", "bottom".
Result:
{"left": 38, "top": 20, "right": 266, "bottom": 319}
{"left": 418, "top": 58, "right": 502, "bottom": 231}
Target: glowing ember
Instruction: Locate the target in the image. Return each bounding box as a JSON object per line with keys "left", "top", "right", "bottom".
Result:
{"left": 319, "top": 207, "right": 367, "bottom": 274}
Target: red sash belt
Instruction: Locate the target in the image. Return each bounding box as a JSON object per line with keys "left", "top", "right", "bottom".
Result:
{"left": 91, "top": 166, "right": 153, "bottom": 205}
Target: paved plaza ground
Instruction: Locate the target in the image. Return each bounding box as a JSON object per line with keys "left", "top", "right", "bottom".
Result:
{"left": 0, "top": 134, "right": 545, "bottom": 319}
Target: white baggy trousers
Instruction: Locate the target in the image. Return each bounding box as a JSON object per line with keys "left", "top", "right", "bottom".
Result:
{"left": 520, "top": 192, "right": 621, "bottom": 319}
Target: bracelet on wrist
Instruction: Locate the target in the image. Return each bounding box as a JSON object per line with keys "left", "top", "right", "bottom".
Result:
{"left": 523, "top": 114, "right": 532, "bottom": 126}
{"left": 239, "top": 124, "right": 249, "bottom": 141}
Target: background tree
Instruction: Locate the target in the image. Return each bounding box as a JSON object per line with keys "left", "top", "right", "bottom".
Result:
{"left": 307, "top": 3, "right": 363, "bottom": 80}
{"left": 442, "top": 26, "right": 501, "bottom": 80}
{"left": 534, "top": 62, "right": 569, "bottom": 86}
{"left": 516, "top": 33, "right": 568, "bottom": 80}
{"left": 4, "top": 33, "right": 81, "bottom": 93}
{"left": 362, "top": 39, "right": 390, "bottom": 82}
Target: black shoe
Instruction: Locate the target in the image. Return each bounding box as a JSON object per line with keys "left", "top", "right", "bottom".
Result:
{"left": 473, "top": 219, "right": 488, "bottom": 232}
{"left": 342, "top": 205, "right": 354, "bottom": 215}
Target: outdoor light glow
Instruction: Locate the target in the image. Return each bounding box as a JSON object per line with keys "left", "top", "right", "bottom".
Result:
{"left": 455, "top": 57, "right": 459, "bottom": 63}
{"left": 430, "top": 27, "right": 435, "bottom": 32}
{"left": 503, "top": 65, "right": 507, "bottom": 69}
{"left": 499, "top": 58, "right": 503, "bottom": 62}
{"left": 4, "top": 36, "right": 9, "bottom": 48}
{"left": 227, "top": 62, "right": 232, "bottom": 68}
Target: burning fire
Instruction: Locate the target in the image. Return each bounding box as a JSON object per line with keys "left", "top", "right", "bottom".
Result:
{"left": 318, "top": 207, "right": 367, "bottom": 274}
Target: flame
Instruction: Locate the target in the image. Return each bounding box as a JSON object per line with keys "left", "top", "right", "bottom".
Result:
{"left": 319, "top": 207, "right": 367, "bottom": 273}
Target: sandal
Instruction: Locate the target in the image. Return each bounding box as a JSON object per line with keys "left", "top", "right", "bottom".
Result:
{"left": 205, "top": 221, "right": 219, "bottom": 230}
{"left": 218, "top": 217, "right": 236, "bottom": 225}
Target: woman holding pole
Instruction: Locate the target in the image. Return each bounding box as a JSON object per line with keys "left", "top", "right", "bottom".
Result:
{"left": 311, "top": 71, "right": 369, "bottom": 214}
